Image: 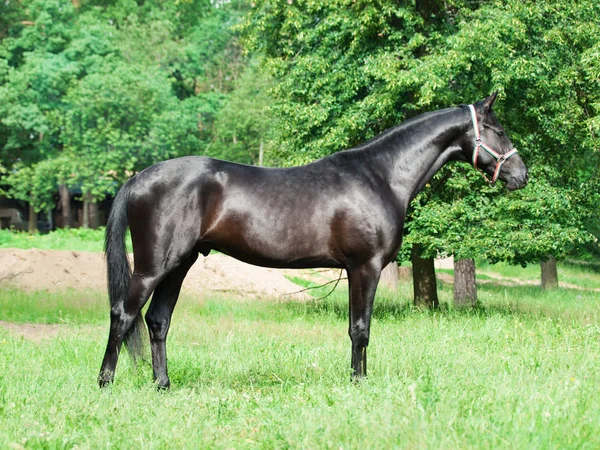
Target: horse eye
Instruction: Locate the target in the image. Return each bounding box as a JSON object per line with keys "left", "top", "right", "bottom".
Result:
{"left": 495, "top": 130, "right": 505, "bottom": 137}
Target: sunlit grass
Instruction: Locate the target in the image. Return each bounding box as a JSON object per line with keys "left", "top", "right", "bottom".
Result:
{"left": 0, "top": 287, "right": 107, "bottom": 324}
{"left": 1, "top": 233, "right": 600, "bottom": 447}
{"left": 0, "top": 227, "right": 133, "bottom": 253}
{"left": 1, "top": 285, "right": 600, "bottom": 448}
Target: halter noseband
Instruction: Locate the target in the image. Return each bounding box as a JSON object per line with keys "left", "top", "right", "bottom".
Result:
{"left": 468, "top": 104, "right": 518, "bottom": 185}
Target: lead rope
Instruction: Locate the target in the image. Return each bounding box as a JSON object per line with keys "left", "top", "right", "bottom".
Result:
{"left": 468, "top": 104, "right": 519, "bottom": 185}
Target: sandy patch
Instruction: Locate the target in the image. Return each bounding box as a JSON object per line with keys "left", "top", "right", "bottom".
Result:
{"left": 0, "top": 248, "right": 326, "bottom": 299}
{"left": 0, "top": 321, "right": 63, "bottom": 343}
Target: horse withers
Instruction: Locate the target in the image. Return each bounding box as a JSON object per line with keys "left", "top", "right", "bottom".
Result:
{"left": 98, "top": 93, "right": 528, "bottom": 389}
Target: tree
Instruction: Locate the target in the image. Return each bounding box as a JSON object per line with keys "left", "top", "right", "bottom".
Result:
{"left": 245, "top": 0, "right": 478, "bottom": 306}
{"left": 0, "top": 0, "right": 79, "bottom": 168}
{"left": 0, "top": 0, "right": 81, "bottom": 230}
{"left": 245, "top": 0, "right": 475, "bottom": 165}
{"left": 411, "top": 244, "right": 439, "bottom": 309}
{"left": 1, "top": 0, "right": 252, "bottom": 226}
{"left": 211, "top": 62, "right": 277, "bottom": 165}
{"left": 246, "top": 0, "right": 599, "bottom": 306}
{"left": 403, "top": 0, "right": 599, "bottom": 294}
{"left": 541, "top": 256, "right": 558, "bottom": 290}
{"left": 4, "top": 159, "right": 59, "bottom": 232}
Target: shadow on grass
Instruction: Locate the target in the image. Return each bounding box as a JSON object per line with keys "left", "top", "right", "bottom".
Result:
{"left": 169, "top": 359, "right": 319, "bottom": 391}
{"left": 564, "top": 259, "right": 600, "bottom": 273}
{"left": 281, "top": 280, "right": 600, "bottom": 324}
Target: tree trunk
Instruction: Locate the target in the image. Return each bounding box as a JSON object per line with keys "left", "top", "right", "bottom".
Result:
{"left": 59, "top": 184, "right": 72, "bottom": 228}
{"left": 541, "top": 256, "right": 558, "bottom": 290}
{"left": 48, "top": 210, "right": 53, "bottom": 230}
{"left": 380, "top": 261, "right": 399, "bottom": 292}
{"left": 28, "top": 203, "right": 37, "bottom": 234}
{"left": 454, "top": 257, "right": 477, "bottom": 308}
{"left": 411, "top": 244, "right": 439, "bottom": 309}
{"left": 89, "top": 200, "right": 99, "bottom": 229}
{"left": 82, "top": 193, "right": 90, "bottom": 228}
{"left": 83, "top": 192, "right": 99, "bottom": 229}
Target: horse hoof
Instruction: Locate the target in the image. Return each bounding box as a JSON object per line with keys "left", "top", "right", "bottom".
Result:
{"left": 351, "top": 371, "right": 367, "bottom": 383}
{"left": 98, "top": 377, "right": 113, "bottom": 388}
{"left": 156, "top": 382, "right": 170, "bottom": 391}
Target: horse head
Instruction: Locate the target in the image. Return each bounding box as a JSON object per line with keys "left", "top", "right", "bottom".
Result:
{"left": 462, "top": 92, "right": 528, "bottom": 190}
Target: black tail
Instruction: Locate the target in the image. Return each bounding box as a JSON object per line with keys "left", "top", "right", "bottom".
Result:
{"left": 105, "top": 180, "right": 146, "bottom": 364}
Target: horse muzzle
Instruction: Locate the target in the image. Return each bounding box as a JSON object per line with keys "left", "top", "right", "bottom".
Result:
{"left": 506, "top": 171, "right": 528, "bottom": 191}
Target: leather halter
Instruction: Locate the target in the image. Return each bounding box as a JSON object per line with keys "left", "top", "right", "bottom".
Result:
{"left": 468, "top": 104, "right": 518, "bottom": 184}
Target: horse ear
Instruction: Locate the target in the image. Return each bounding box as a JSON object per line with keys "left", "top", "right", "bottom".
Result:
{"left": 482, "top": 91, "right": 499, "bottom": 111}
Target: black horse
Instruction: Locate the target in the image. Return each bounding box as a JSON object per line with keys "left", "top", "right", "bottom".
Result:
{"left": 99, "top": 93, "right": 528, "bottom": 389}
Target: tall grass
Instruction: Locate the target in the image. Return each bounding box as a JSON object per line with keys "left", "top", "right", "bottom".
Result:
{"left": 1, "top": 283, "right": 600, "bottom": 448}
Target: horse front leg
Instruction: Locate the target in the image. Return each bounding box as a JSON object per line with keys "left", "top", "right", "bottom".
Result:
{"left": 347, "top": 261, "right": 382, "bottom": 380}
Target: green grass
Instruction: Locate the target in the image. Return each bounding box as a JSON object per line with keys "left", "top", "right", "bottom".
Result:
{"left": 0, "top": 227, "right": 133, "bottom": 253}
{"left": 2, "top": 283, "right": 600, "bottom": 449}
{"left": 0, "top": 287, "right": 107, "bottom": 324}
{"left": 1, "top": 233, "right": 599, "bottom": 447}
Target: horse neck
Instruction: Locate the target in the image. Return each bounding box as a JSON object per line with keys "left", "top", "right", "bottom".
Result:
{"left": 371, "top": 107, "right": 469, "bottom": 203}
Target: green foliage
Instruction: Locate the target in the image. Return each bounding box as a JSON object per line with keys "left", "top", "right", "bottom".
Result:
{"left": 3, "top": 160, "right": 57, "bottom": 212}
{"left": 244, "top": 0, "right": 491, "bottom": 164}
{"left": 1, "top": 0, "right": 597, "bottom": 265}
{"left": 210, "top": 61, "right": 278, "bottom": 165}
{"left": 408, "top": 0, "right": 600, "bottom": 262}
{"left": 59, "top": 62, "right": 201, "bottom": 191}
{"left": 246, "top": 0, "right": 599, "bottom": 265}
{"left": 406, "top": 167, "right": 596, "bottom": 265}
{"left": 0, "top": 0, "right": 257, "bottom": 206}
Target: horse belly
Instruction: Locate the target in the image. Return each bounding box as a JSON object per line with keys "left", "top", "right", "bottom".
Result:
{"left": 203, "top": 210, "right": 338, "bottom": 269}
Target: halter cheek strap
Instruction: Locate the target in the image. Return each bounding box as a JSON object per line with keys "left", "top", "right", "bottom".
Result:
{"left": 468, "top": 104, "right": 518, "bottom": 185}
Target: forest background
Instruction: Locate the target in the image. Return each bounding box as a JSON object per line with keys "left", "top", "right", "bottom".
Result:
{"left": 0, "top": 0, "right": 598, "bottom": 302}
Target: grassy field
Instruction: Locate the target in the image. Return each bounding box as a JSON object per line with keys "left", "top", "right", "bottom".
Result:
{"left": 1, "top": 228, "right": 599, "bottom": 448}
{"left": 2, "top": 278, "right": 600, "bottom": 449}
{"left": 0, "top": 228, "right": 108, "bottom": 252}
{"left": 0, "top": 228, "right": 132, "bottom": 253}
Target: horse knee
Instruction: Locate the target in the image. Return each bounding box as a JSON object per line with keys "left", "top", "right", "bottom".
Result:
{"left": 349, "top": 321, "right": 370, "bottom": 348}
{"left": 145, "top": 312, "right": 169, "bottom": 341}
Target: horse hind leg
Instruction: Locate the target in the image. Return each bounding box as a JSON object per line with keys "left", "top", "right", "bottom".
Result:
{"left": 145, "top": 253, "right": 198, "bottom": 390}
{"left": 98, "top": 270, "right": 166, "bottom": 387}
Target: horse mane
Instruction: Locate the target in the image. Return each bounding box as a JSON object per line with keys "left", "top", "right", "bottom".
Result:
{"left": 324, "top": 106, "right": 464, "bottom": 166}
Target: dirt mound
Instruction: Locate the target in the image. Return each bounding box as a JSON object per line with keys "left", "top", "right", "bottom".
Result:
{"left": 0, "top": 248, "right": 310, "bottom": 299}
{"left": 0, "top": 249, "right": 103, "bottom": 292}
